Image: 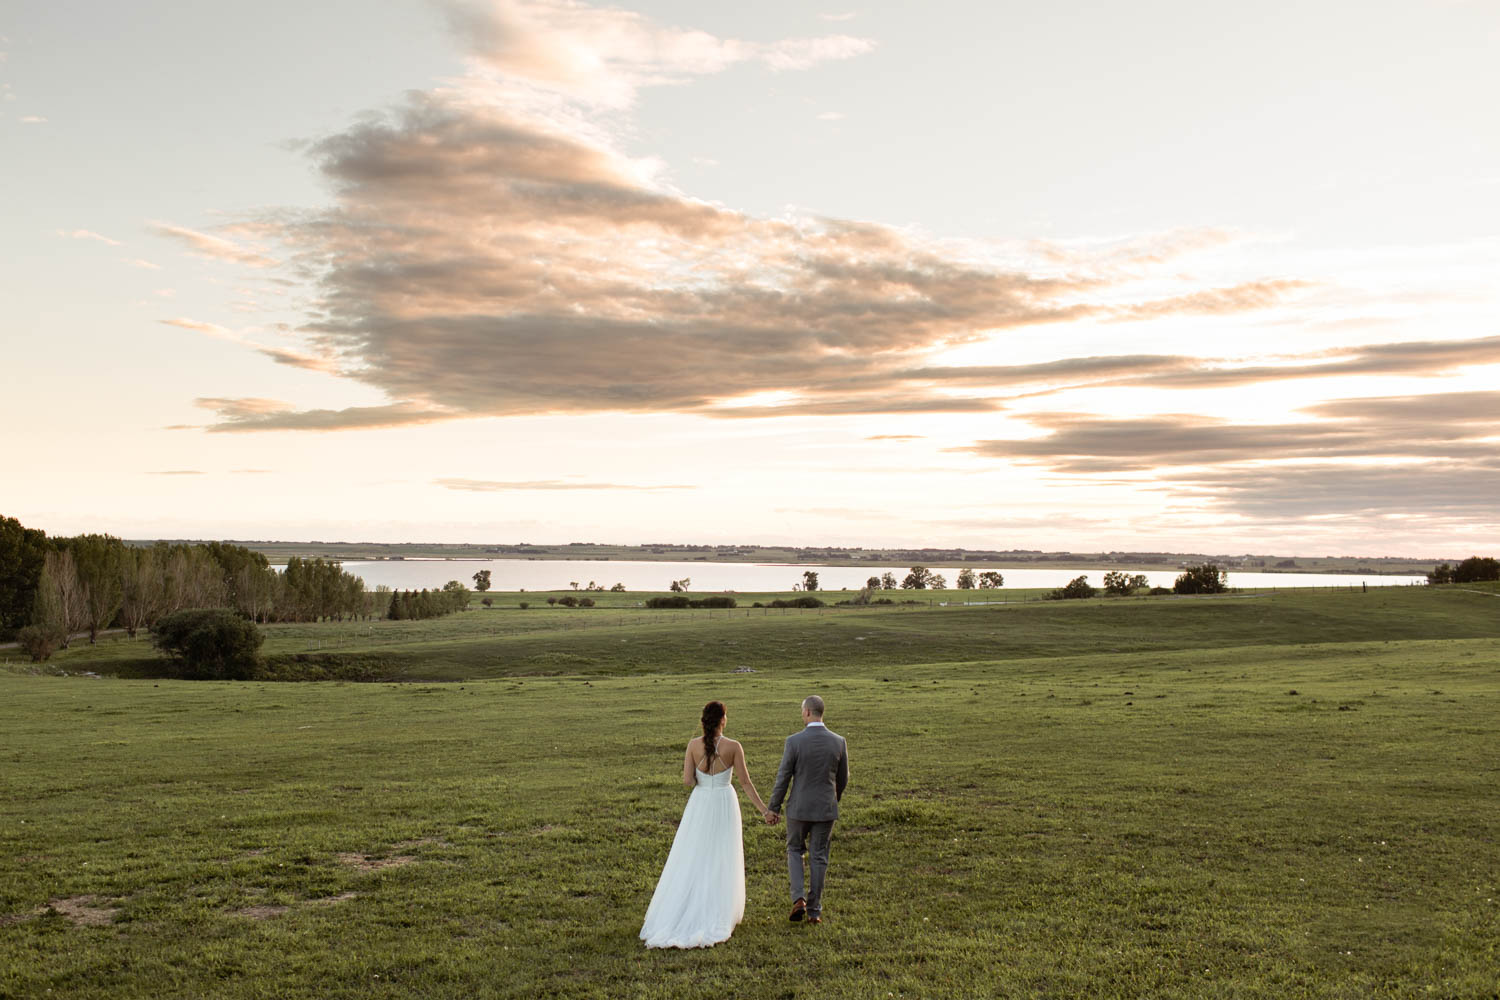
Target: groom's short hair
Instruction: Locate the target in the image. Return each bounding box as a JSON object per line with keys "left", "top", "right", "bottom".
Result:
{"left": 802, "top": 695, "right": 825, "bottom": 718}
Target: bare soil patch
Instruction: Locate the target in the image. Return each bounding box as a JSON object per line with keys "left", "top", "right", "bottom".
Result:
{"left": 307, "top": 892, "right": 360, "bottom": 907}
{"left": 233, "top": 904, "right": 291, "bottom": 920}
{"left": 48, "top": 896, "right": 118, "bottom": 927}
{"left": 335, "top": 853, "right": 416, "bottom": 871}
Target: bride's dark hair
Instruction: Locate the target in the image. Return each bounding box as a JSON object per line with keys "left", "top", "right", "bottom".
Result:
{"left": 701, "top": 700, "right": 726, "bottom": 769}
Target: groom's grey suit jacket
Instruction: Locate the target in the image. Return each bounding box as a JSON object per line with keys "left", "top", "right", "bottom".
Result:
{"left": 769, "top": 724, "right": 849, "bottom": 822}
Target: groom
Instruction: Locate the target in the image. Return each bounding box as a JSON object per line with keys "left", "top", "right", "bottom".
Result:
{"left": 768, "top": 695, "right": 849, "bottom": 926}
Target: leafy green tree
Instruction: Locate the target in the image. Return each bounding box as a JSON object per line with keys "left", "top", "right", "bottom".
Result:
{"left": 1174, "top": 564, "right": 1228, "bottom": 594}
{"left": 956, "top": 568, "right": 976, "bottom": 589}
{"left": 880, "top": 572, "right": 897, "bottom": 590}
{"left": 978, "top": 571, "right": 1004, "bottom": 589}
{"left": 901, "top": 566, "right": 934, "bottom": 589}
{"left": 866, "top": 576, "right": 881, "bottom": 590}
{"left": 928, "top": 572, "right": 947, "bottom": 590}
{"left": 802, "top": 570, "right": 819, "bottom": 592}
{"left": 1427, "top": 563, "right": 1453, "bottom": 585}
{"left": 610, "top": 582, "right": 626, "bottom": 592}
{"left": 441, "top": 580, "right": 471, "bottom": 612}
{"left": 0, "top": 515, "right": 52, "bottom": 635}
{"left": 1452, "top": 556, "right": 1499, "bottom": 583}
{"left": 1103, "top": 571, "right": 1150, "bottom": 596}
{"left": 472, "top": 569, "right": 492, "bottom": 592}
{"left": 151, "top": 608, "right": 262, "bottom": 680}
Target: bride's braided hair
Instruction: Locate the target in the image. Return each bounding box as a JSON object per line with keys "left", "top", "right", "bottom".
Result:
{"left": 701, "top": 700, "right": 726, "bottom": 769}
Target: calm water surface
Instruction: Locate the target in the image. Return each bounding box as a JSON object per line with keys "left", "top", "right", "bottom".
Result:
{"left": 337, "top": 558, "right": 1426, "bottom": 593}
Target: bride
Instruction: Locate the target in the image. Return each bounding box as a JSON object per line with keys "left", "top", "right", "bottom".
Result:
{"left": 640, "top": 700, "right": 776, "bottom": 949}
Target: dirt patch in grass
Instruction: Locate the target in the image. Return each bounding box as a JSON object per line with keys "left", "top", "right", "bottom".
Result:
{"left": 233, "top": 904, "right": 291, "bottom": 920}
{"left": 0, "top": 911, "right": 34, "bottom": 927}
{"left": 48, "top": 896, "right": 118, "bottom": 927}
{"left": 335, "top": 853, "right": 416, "bottom": 872}
{"left": 307, "top": 892, "right": 360, "bottom": 907}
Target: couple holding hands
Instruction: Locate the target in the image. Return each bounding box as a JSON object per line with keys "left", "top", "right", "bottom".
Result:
{"left": 640, "top": 696, "right": 850, "bottom": 949}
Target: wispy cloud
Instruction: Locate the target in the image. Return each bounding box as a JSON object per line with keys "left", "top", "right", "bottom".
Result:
{"left": 61, "top": 229, "right": 121, "bottom": 246}
{"left": 153, "top": 222, "right": 278, "bottom": 268}
{"left": 442, "top": 0, "right": 874, "bottom": 108}
{"left": 435, "top": 477, "right": 695, "bottom": 491}
{"left": 196, "top": 397, "right": 456, "bottom": 433}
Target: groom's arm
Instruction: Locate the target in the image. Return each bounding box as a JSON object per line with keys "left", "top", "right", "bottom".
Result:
{"left": 835, "top": 739, "right": 848, "bottom": 801}
{"left": 768, "top": 738, "right": 797, "bottom": 815}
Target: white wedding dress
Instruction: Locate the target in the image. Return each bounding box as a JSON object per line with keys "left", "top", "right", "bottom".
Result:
{"left": 639, "top": 766, "right": 746, "bottom": 948}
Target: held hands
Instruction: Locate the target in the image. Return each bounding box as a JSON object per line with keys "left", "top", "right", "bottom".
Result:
{"left": 762, "top": 810, "right": 780, "bottom": 826}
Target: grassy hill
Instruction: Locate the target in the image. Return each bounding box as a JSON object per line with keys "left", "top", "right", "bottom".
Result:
{"left": 2, "top": 585, "right": 1496, "bottom": 997}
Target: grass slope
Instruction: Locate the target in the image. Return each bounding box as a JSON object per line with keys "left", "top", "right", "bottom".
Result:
{"left": 2, "top": 600, "right": 1497, "bottom": 996}
{"left": 23, "top": 585, "right": 1500, "bottom": 683}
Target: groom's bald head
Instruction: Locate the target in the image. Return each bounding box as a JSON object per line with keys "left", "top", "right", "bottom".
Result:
{"left": 801, "top": 695, "right": 825, "bottom": 719}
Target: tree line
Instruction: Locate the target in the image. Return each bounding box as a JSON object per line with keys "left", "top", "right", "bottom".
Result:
{"left": 1426, "top": 557, "right": 1500, "bottom": 585}
{"left": 1, "top": 514, "right": 471, "bottom": 663}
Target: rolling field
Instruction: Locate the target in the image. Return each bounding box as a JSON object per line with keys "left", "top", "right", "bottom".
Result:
{"left": 2, "top": 586, "right": 1498, "bottom": 998}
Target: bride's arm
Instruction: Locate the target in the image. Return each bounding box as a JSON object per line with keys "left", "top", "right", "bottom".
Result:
{"left": 682, "top": 739, "right": 699, "bottom": 789}
{"left": 730, "top": 741, "right": 772, "bottom": 818}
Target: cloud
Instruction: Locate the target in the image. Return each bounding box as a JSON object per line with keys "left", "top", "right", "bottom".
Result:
{"left": 162, "top": 317, "right": 341, "bottom": 373}
{"left": 866, "top": 434, "right": 924, "bottom": 441}
{"left": 964, "top": 391, "right": 1500, "bottom": 474}
{"left": 1107, "top": 279, "right": 1313, "bottom": 322}
{"left": 126, "top": 258, "right": 161, "bottom": 269}
{"left": 148, "top": 470, "right": 205, "bottom": 476}
{"left": 61, "top": 229, "right": 121, "bottom": 246}
{"left": 196, "top": 397, "right": 457, "bottom": 432}
{"left": 153, "top": 222, "right": 278, "bottom": 268}
{"left": 435, "top": 477, "right": 694, "bottom": 491}
{"left": 1172, "top": 463, "right": 1500, "bottom": 522}
{"left": 190, "top": 0, "right": 1328, "bottom": 433}
{"left": 442, "top": 0, "right": 874, "bottom": 108}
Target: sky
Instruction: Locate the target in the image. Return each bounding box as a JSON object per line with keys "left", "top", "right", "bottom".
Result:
{"left": 3, "top": 0, "right": 1498, "bottom": 556}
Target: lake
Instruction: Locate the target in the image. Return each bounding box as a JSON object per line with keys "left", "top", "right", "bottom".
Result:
{"left": 336, "top": 558, "right": 1428, "bottom": 593}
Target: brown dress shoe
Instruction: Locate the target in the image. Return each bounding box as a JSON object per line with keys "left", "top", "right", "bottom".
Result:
{"left": 808, "top": 915, "right": 823, "bottom": 925}
{"left": 789, "top": 898, "right": 806, "bottom": 922}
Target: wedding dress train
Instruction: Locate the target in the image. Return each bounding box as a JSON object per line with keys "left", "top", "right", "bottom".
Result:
{"left": 639, "top": 767, "right": 745, "bottom": 948}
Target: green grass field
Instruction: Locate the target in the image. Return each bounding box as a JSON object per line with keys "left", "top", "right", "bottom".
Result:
{"left": 3, "top": 586, "right": 1497, "bottom": 998}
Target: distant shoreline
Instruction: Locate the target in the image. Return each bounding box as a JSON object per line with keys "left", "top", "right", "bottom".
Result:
{"left": 124, "top": 539, "right": 1447, "bottom": 576}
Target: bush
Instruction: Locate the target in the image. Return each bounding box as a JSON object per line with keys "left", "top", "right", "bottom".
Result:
{"left": 768, "top": 596, "right": 824, "bottom": 609}
{"left": 151, "top": 608, "right": 263, "bottom": 680}
{"left": 693, "top": 596, "right": 736, "bottom": 609}
{"left": 558, "top": 595, "right": 579, "bottom": 607}
{"left": 518, "top": 601, "right": 530, "bottom": 609}
{"left": 646, "top": 595, "right": 692, "bottom": 609}
{"left": 481, "top": 597, "right": 493, "bottom": 608}
{"left": 1149, "top": 586, "right": 1172, "bottom": 595}
{"left": 1047, "top": 575, "right": 1095, "bottom": 600}
{"left": 16, "top": 623, "right": 66, "bottom": 662}
{"left": 645, "top": 594, "right": 737, "bottom": 609}
{"left": 579, "top": 597, "right": 595, "bottom": 607}
{"left": 1174, "top": 564, "right": 1228, "bottom": 595}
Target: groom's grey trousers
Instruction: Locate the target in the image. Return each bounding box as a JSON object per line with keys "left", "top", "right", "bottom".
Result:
{"left": 785, "top": 818, "right": 834, "bottom": 916}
